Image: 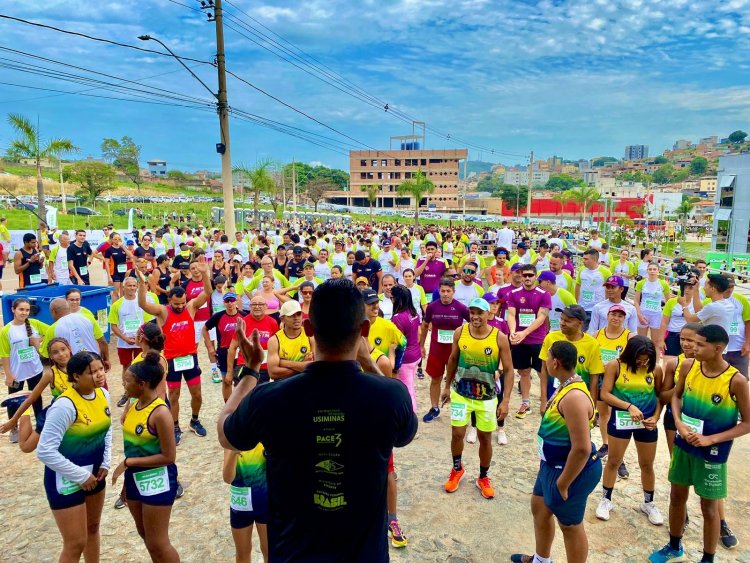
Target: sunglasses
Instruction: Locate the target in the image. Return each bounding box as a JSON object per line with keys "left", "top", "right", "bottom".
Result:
{"left": 224, "top": 298, "right": 237, "bottom": 303}
{"left": 463, "top": 269, "right": 476, "bottom": 274}
{"left": 522, "top": 273, "right": 536, "bottom": 278}
{"left": 301, "top": 291, "right": 313, "bottom": 295}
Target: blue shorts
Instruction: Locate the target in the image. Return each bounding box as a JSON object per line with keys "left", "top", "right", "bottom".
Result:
{"left": 44, "top": 465, "right": 106, "bottom": 510}
{"left": 607, "top": 408, "right": 659, "bottom": 443}
{"left": 663, "top": 407, "right": 676, "bottom": 432}
{"left": 533, "top": 456, "right": 602, "bottom": 526}
{"left": 230, "top": 489, "right": 268, "bottom": 529}
{"left": 124, "top": 464, "right": 179, "bottom": 506}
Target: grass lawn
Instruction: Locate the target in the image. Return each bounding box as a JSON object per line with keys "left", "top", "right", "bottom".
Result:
{"left": 659, "top": 240, "right": 711, "bottom": 260}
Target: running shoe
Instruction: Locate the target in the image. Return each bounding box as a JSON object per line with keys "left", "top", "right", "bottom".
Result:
{"left": 466, "top": 425, "right": 477, "bottom": 444}
{"left": 496, "top": 430, "right": 508, "bottom": 445}
{"left": 596, "top": 444, "right": 609, "bottom": 460}
{"left": 416, "top": 367, "right": 424, "bottom": 380}
{"left": 9, "top": 428, "right": 18, "bottom": 444}
{"left": 618, "top": 462, "right": 629, "bottom": 479}
{"left": 640, "top": 502, "right": 664, "bottom": 525}
{"left": 510, "top": 555, "right": 534, "bottom": 563}
{"left": 721, "top": 522, "right": 739, "bottom": 549}
{"left": 475, "top": 476, "right": 495, "bottom": 499}
{"left": 211, "top": 367, "right": 222, "bottom": 384}
{"left": 596, "top": 497, "right": 613, "bottom": 521}
{"left": 189, "top": 418, "right": 207, "bottom": 437}
{"left": 176, "top": 482, "right": 185, "bottom": 499}
{"left": 515, "top": 402, "right": 530, "bottom": 419}
{"left": 174, "top": 426, "right": 183, "bottom": 446}
{"left": 422, "top": 407, "right": 440, "bottom": 423}
{"left": 117, "top": 394, "right": 129, "bottom": 408}
{"left": 114, "top": 495, "right": 127, "bottom": 510}
{"left": 388, "top": 520, "right": 407, "bottom": 548}
{"left": 648, "top": 543, "right": 686, "bottom": 562}
{"left": 444, "top": 466, "right": 465, "bottom": 493}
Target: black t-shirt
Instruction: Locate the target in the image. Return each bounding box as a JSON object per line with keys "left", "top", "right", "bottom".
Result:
{"left": 223, "top": 361, "right": 417, "bottom": 562}
{"left": 172, "top": 255, "right": 190, "bottom": 270}
{"left": 352, "top": 259, "right": 383, "bottom": 292}
{"left": 134, "top": 246, "right": 155, "bottom": 262}
{"left": 286, "top": 258, "right": 306, "bottom": 280}
{"left": 66, "top": 242, "right": 92, "bottom": 274}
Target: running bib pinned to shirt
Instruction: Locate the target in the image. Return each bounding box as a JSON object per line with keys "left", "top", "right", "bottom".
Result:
{"left": 681, "top": 413, "right": 704, "bottom": 435}
{"left": 518, "top": 313, "right": 535, "bottom": 327}
{"left": 56, "top": 464, "right": 93, "bottom": 495}
{"left": 123, "top": 319, "right": 140, "bottom": 333}
{"left": 79, "top": 266, "right": 88, "bottom": 276}
{"left": 615, "top": 410, "right": 644, "bottom": 430}
{"left": 642, "top": 298, "right": 660, "bottom": 313}
{"left": 29, "top": 273, "right": 42, "bottom": 285}
{"left": 729, "top": 321, "right": 740, "bottom": 336}
{"left": 437, "top": 329, "right": 454, "bottom": 344}
{"left": 230, "top": 485, "right": 254, "bottom": 511}
{"left": 173, "top": 355, "right": 195, "bottom": 371}
{"left": 537, "top": 435, "right": 546, "bottom": 461}
{"left": 600, "top": 348, "right": 619, "bottom": 363}
{"left": 17, "top": 346, "right": 35, "bottom": 363}
{"left": 581, "top": 289, "right": 594, "bottom": 302}
{"left": 425, "top": 293, "right": 433, "bottom": 304}
{"left": 133, "top": 467, "right": 170, "bottom": 496}
{"left": 117, "top": 263, "right": 127, "bottom": 273}
{"left": 549, "top": 318, "right": 560, "bottom": 331}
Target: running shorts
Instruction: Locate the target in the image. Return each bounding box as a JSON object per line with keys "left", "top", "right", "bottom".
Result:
{"left": 449, "top": 389, "right": 497, "bottom": 432}
{"left": 664, "top": 332, "right": 682, "bottom": 357}
{"left": 124, "top": 464, "right": 179, "bottom": 506}
{"left": 230, "top": 487, "right": 269, "bottom": 529}
{"left": 511, "top": 343, "right": 542, "bottom": 372}
{"left": 668, "top": 446, "right": 727, "bottom": 500}
{"left": 166, "top": 354, "right": 201, "bottom": 389}
{"left": 117, "top": 348, "right": 140, "bottom": 370}
{"left": 607, "top": 408, "right": 658, "bottom": 443}
{"left": 426, "top": 342, "right": 452, "bottom": 379}
{"left": 533, "top": 457, "right": 602, "bottom": 526}
{"left": 44, "top": 465, "right": 106, "bottom": 510}
{"left": 638, "top": 311, "right": 662, "bottom": 330}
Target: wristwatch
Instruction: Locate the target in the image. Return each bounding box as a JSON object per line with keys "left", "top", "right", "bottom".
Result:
{"left": 236, "top": 366, "right": 260, "bottom": 382}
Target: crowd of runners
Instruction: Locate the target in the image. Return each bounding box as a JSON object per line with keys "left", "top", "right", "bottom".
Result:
{"left": 1, "top": 217, "right": 749, "bottom": 563}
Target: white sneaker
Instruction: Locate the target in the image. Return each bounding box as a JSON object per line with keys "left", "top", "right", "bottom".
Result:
{"left": 496, "top": 430, "right": 508, "bottom": 445}
{"left": 9, "top": 428, "right": 18, "bottom": 444}
{"left": 466, "top": 425, "right": 477, "bottom": 444}
{"left": 596, "top": 497, "right": 613, "bottom": 521}
{"left": 640, "top": 502, "right": 664, "bottom": 525}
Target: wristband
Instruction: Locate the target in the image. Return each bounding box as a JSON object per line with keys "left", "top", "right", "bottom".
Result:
{"left": 237, "top": 366, "right": 260, "bottom": 382}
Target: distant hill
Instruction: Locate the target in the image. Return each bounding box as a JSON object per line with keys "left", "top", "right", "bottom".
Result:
{"left": 460, "top": 160, "right": 498, "bottom": 179}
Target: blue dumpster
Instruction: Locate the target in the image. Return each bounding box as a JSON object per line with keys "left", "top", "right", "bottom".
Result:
{"left": 1, "top": 283, "right": 112, "bottom": 342}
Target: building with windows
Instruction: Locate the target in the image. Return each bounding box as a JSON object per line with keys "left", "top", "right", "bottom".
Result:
{"left": 326, "top": 148, "right": 468, "bottom": 210}
{"left": 712, "top": 154, "right": 750, "bottom": 254}
{"left": 147, "top": 160, "right": 167, "bottom": 177}
{"left": 624, "top": 145, "right": 649, "bottom": 161}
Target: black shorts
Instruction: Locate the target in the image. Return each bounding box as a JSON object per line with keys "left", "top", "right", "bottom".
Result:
{"left": 664, "top": 332, "right": 682, "bottom": 357}
{"left": 166, "top": 354, "right": 202, "bottom": 388}
{"left": 607, "top": 408, "right": 658, "bottom": 443}
{"left": 78, "top": 274, "right": 90, "bottom": 285}
{"left": 663, "top": 407, "right": 676, "bottom": 432}
{"left": 124, "top": 464, "right": 178, "bottom": 506}
{"left": 511, "top": 343, "right": 543, "bottom": 372}
{"left": 44, "top": 465, "right": 106, "bottom": 510}
{"left": 111, "top": 271, "right": 126, "bottom": 283}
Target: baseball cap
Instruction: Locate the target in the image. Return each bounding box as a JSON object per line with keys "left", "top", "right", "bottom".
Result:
{"left": 178, "top": 262, "right": 190, "bottom": 270}
{"left": 292, "top": 245, "right": 304, "bottom": 254}
{"left": 381, "top": 238, "right": 391, "bottom": 246}
{"left": 537, "top": 271, "right": 556, "bottom": 283}
{"left": 126, "top": 240, "right": 135, "bottom": 246}
{"left": 517, "top": 242, "right": 528, "bottom": 250}
{"left": 468, "top": 297, "right": 490, "bottom": 312}
{"left": 232, "top": 256, "right": 243, "bottom": 262}
{"left": 361, "top": 288, "right": 379, "bottom": 304}
{"left": 303, "top": 261, "right": 315, "bottom": 270}
{"left": 279, "top": 300, "right": 302, "bottom": 317}
{"left": 186, "top": 240, "right": 195, "bottom": 247}
{"left": 608, "top": 304, "right": 627, "bottom": 315}
{"left": 355, "top": 276, "right": 369, "bottom": 286}
{"left": 510, "top": 263, "right": 524, "bottom": 272}
{"left": 604, "top": 275, "right": 624, "bottom": 287}
{"left": 223, "top": 292, "right": 238, "bottom": 302}
{"left": 556, "top": 304, "right": 587, "bottom": 322}
{"left": 483, "top": 293, "right": 499, "bottom": 304}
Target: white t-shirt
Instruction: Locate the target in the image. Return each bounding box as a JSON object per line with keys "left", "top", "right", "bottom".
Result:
{"left": 496, "top": 228, "right": 514, "bottom": 251}
{"left": 314, "top": 261, "right": 332, "bottom": 281}
{"left": 697, "top": 299, "right": 734, "bottom": 333}
{"left": 588, "top": 238, "right": 603, "bottom": 250}
{"left": 54, "top": 313, "right": 100, "bottom": 355}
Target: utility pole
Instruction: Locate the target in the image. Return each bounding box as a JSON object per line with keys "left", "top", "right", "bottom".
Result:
{"left": 292, "top": 159, "right": 298, "bottom": 230}
{"left": 57, "top": 158, "right": 67, "bottom": 214}
{"left": 526, "top": 150, "right": 534, "bottom": 225}
{"left": 214, "top": 0, "right": 236, "bottom": 237}
{"left": 462, "top": 157, "right": 467, "bottom": 223}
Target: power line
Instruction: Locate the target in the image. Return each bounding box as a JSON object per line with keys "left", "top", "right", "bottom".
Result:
{"left": 164, "top": 0, "right": 204, "bottom": 13}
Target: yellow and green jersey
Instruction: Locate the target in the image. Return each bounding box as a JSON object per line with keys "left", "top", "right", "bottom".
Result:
{"left": 538, "top": 379, "right": 595, "bottom": 465}
{"left": 50, "top": 365, "right": 70, "bottom": 399}
{"left": 594, "top": 328, "right": 630, "bottom": 365}
{"left": 368, "top": 317, "right": 406, "bottom": 358}
{"left": 233, "top": 444, "right": 267, "bottom": 489}
{"left": 539, "top": 331, "right": 604, "bottom": 387}
{"left": 123, "top": 398, "right": 167, "bottom": 458}
{"left": 276, "top": 329, "right": 311, "bottom": 362}
{"left": 675, "top": 359, "right": 740, "bottom": 462}
{"left": 57, "top": 387, "right": 111, "bottom": 467}
{"left": 453, "top": 324, "right": 499, "bottom": 401}
{"left": 612, "top": 362, "right": 657, "bottom": 418}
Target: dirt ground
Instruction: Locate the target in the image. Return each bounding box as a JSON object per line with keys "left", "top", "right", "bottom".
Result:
{"left": 1, "top": 265, "right": 749, "bottom": 562}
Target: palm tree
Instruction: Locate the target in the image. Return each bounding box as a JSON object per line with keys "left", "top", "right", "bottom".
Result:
{"left": 397, "top": 169, "right": 435, "bottom": 226}
{"left": 233, "top": 159, "right": 275, "bottom": 229}
{"left": 675, "top": 197, "right": 700, "bottom": 242}
{"left": 360, "top": 184, "right": 380, "bottom": 224}
{"left": 552, "top": 192, "right": 568, "bottom": 227}
{"left": 6, "top": 113, "right": 77, "bottom": 221}
{"left": 564, "top": 186, "right": 602, "bottom": 228}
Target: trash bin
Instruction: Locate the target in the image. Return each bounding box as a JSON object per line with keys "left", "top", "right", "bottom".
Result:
{"left": 1, "top": 283, "right": 112, "bottom": 342}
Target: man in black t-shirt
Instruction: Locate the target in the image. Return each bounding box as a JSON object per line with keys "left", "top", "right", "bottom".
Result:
{"left": 66, "top": 229, "right": 94, "bottom": 285}
{"left": 351, "top": 250, "right": 383, "bottom": 292}
{"left": 219, "top": 279, "right": 416, "bottom": 562}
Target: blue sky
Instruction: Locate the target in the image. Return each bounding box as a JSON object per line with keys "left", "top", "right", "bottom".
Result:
{"left": 1, "top": 0, "right": 749, "bottom": 172}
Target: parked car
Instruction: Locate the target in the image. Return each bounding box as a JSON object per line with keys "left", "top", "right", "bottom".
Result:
{"left": 68, "top": 206, "right": 100, "bottom": 216}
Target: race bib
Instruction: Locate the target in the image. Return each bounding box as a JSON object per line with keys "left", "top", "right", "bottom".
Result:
{"left": 729, "top": 321, "right": 740, "bottom": 336}
{"left": 123, "top": 319, "right": 140, "bottom": 333}
{"left": 425, "top": 293, "right": 433, "bottom": 304}
{"left": 450, "top": 402, "right": 467, "bottom": 422}
{"left": 437, "top": 329, "right": 454, "bottom": 344}
{"left": 581, "top": 289, "right": 594, "bottom": 302}
{"left": 173, "top": 355, "right": 195, "bottom": 371}
{"left": 29, "top": 273, "right": 42, "bottom": 285}
{"left": 56, "top": 464, "right": 93, "bottom": 495}
{"left": 537, "top": 435, "right": 546, "bottom": 461}
{"left": 230, "top": 485, "right": 254, "bottom": 511}
{"left": 615, "top": 410, "right": 644, "bottom": 430}
{"left": 262, "top": 349, "right": 268, "bottom": 364}
{"left": 133, "top": 466, "right": 169, "bottom": 497}
{"left": 600, "top": 348, "right": 619, "bottom": 363}
{"left": 117, "top": 263, "right": 127, "bottom": 273}
{"left": 549, "top": 318, "right": 560, "bottom": 331}
{"left": 681, "top": 413, "right": 704, "bottom": 435}
{"left": 518, "top": 313, "right": 535, "bottom": 327}
{"left": 643, "top": 298, "right": 660, "bottom": 313}
{"left": 17, "top": 346, "right": 35, "bottom": 363}
{"left": 79, "top": 266, "right": 88, "bottom": 276}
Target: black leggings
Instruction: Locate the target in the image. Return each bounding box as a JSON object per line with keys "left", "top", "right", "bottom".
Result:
{"left": 7, "top": 372, "right": 44, "bottom": 420}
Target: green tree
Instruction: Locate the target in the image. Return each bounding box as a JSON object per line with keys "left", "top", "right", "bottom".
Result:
{"left": 397, "top": 169, "right": 435, "bottom": 226}
{"left": 101, "top": 136, "right": 142, "bottom": 191}
{"left": 167, "top": 170, "right": 187, "bottom": 180}
{"left": 653, "top": 155, "right": 669, "bottom": 164}
{"left": 280, "top": 162, "right": 349, "bottom": 191}
{"left": 63, "top": 161, "right": 115, "bottom": 206}
{"left": 652, "top": 164, "right": 675, "bottom": 184}
{"left": 592, "top": 156, "right": 618, "bottom": 167}
{"left": 499, "top": 185, "right": 528, "bottom": 217}
{"left": 306, "top": 178, "right": 331, "bottom": 212}
{"left": 476, "top": 175, "right": 504, "bottom": 193}
{"left": 545, "top": 173, "right": 583, "bottom": 191}
{"left": 689, "top": 156, "right": 708, "bottom": 176}
{"left": 728, "top": 130, "right": 748, "bottom": 144}
{"left": 6, "top": 113, "right": 77, "bottom": 221}
{"left": 360, "top": 184, "right": 380, "bottom": 224}
{"left": 552, "top": 191, "right": 568, "bottom": 227}
{"left": 564, "top": 186, "right": 602, "bottom": 227}
{"left": 619, "top": 170, "right": 653, "bottom": 184}
{"left": 233, "top": 160, "right": 275, "bottom": 228}
{"left": 675, "top": 197, "right": 700, "bottom": 241}
{"left": 673, "top": 169, "right": 690, "bottom": 182}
